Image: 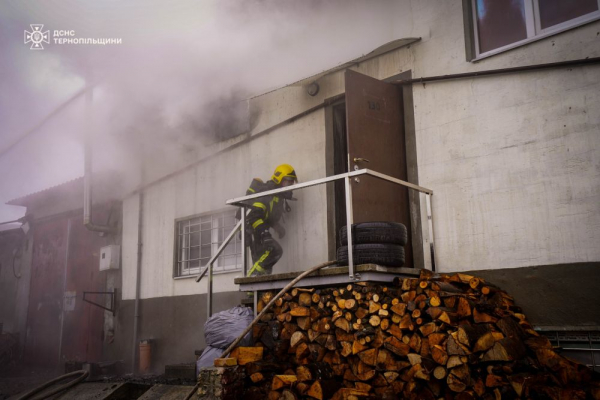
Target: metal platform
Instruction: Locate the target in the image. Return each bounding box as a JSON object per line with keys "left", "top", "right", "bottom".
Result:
{"left": 234, "top": 264, "right": 420, "bottom": 292}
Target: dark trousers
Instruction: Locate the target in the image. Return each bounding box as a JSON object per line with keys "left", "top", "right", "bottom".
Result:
{"left": 248, "top": 234, "right": 283, "bottom": 276}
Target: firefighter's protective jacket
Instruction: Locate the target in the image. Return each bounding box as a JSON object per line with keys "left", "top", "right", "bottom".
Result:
{"left": 244, "top": 178, "right": 285, "bottom": 234}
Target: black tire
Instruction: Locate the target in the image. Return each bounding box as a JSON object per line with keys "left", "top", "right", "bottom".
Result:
{"left": 340, "top": 222, "right": 408, "bottom": 246}
{"left": 337, "top": 243, "right": 405, "bottom": 268}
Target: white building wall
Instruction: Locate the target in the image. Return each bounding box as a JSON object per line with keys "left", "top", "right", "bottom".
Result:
{"left": 122, "top": 1, "right": 600, "bottom": 299}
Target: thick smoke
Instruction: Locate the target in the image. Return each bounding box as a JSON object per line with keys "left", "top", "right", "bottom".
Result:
{"left": 0, "top": 0, "right": 402, "bottom": 225}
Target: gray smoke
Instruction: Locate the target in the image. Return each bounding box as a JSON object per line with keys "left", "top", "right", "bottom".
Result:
{"left": 0, "top": 0, "right": 403, "bottom": 225}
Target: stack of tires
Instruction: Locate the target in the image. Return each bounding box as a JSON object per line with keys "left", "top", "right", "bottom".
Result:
{"left": 336, "top": 222, "right": 407, "bottom": 268}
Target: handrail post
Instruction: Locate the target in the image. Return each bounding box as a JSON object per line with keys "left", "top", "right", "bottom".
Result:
{"left": 207, "top": 262, "right": 214, "bottom": 317}
{"left": 425, "top": 194, "right": 436, "bottom": 272}
{"left": 241, "top": 206, "right": 247, "bottom": 277}
{"left": 344, "top": 176, "right": 355, "bottom": 279}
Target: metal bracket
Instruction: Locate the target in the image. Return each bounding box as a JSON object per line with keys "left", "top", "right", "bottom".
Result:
{"left": 83, "top": 289, "right": 117, "bottom": 315}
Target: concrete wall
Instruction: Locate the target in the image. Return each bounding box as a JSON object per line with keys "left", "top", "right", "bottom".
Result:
{"left": 106, "top": 291, "right": 245, "bottom": 373}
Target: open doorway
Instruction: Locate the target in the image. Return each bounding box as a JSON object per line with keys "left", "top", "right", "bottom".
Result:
{"left": 326, "top": 70, "right": 421, "bottom": 269}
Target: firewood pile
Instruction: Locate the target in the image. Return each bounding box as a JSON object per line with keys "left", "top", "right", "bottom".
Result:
{"left": 229, "top": 270, "right": 599, "bottom": 400}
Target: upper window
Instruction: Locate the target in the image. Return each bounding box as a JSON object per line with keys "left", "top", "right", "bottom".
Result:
{"left": 469, "top": 0, "right": 600, "bottom": 60}
{"left": 174, "top": 209, "right": 242, "bottom": 278}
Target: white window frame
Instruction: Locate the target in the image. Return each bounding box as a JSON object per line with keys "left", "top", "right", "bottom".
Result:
{"left": 173, "top": 208, "right": 242, "bottom": 279}
{"left": 471, "top": 0, "right": 600, "bottom": 61}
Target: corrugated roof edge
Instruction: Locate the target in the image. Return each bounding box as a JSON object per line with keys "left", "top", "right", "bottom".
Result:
{"left": 6, "top": 177, "right": 83, "bottom": 206}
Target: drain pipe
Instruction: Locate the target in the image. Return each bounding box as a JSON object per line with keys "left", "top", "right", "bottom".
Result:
{"left": 84, "top": 87, "right": 114, "bottom": 234}
{"left": 131, "top": 189, "right": 144, "bottom": 373}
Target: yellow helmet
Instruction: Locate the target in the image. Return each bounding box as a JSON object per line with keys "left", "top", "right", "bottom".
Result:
{"left": 272, "top": 164, "right": 298, "bottom": 185}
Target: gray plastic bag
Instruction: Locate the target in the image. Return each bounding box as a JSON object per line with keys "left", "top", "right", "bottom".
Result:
{"left": 197, "top": 345, "right": 223, "bottom": 369}
{"left": 204, "top": 306, "right": 253, "bottom": 348}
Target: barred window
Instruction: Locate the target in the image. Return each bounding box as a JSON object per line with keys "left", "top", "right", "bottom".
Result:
{"left": 174, "top": 209, "right": 242, "bottom": 277}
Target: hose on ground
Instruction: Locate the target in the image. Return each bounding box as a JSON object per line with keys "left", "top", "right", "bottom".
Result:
{"left": 220, "top": 260, "right": 338, "bottom": 359}
{"left": 16, "top": 370, "right": 89, "bottom": 400}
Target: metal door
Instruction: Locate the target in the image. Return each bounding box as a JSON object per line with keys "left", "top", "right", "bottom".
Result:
{"left": 24, "top": 218, "right": 68, "bottom": 368}
{"left": 345, "top": 69, "right": 412, "bottom": 266}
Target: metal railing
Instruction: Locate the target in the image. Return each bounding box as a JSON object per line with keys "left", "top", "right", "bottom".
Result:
{"left": 196, "top": 168, "right": 435, "bottom": 317}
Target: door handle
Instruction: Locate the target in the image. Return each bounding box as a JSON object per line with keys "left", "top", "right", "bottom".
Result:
{"left": 353, "top": 157, "right": 370, "bottom": 163}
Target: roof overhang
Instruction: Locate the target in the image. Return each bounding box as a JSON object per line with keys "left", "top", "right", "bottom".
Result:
{"left": 288, "top": 37, "right": 421, "bottom": 88}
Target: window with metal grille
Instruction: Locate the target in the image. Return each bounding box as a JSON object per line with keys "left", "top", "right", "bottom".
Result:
{"left": 174, "top": 209, "right": 242, "bottom": 277}
{"left": 541, "top": 331, "right": 600, "bottom": 373}
{"left": 465, "top": 0, "right": 600, "bottom": 60}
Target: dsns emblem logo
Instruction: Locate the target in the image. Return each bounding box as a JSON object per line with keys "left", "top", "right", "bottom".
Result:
{"left": 24, "top": 24, "right": 49, "bottom": 50}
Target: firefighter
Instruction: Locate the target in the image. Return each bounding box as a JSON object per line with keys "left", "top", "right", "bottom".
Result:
{"left": 243, "top": 164, "right": 298, "bottom": 277}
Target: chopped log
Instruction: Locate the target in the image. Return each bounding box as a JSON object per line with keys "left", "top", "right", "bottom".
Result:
{"left": 290, "top": 331, "right": 307, "bottom": 348}
{"left": 409, "top": 334, "right": 422, "bottom": 353}
{"left": 308, "top": 329, "right": 320, "bottom": 342}
{"left": 368, "top": 301, "right": 381, "bottom": 314}
{"left": 496, "top": 316, "right": 526, "bottom": 341}
{"left": 472, "top": 332, "right": 496, "bottom": 353}
{"left": 272, "top": 375, "right": 297, "bottom": 390}
{"left": 379, "top": 319, "right": 390, "bottom": 331}
{"left": 312, "top": 293, "right": 321, "bottom": 303}
{"left": 446, "top": 364, "right": 469, "bottom": 392}
{"left": 250, "top": 372, "right": 264, "bottom": 383}
{"left": 401, "top": 290, "right": 416, "bottom": 303}
{"left": 352, "top": 340, "right": 368, "bottom": 355}
{"left": 419, "top": 322, "right": 437, "bottom": 337}
{"left": 296, "top": 316, "right": 311, "bottom": 331}
{"left": 446, "top": 355, "right": 463, "bottom": 369}
{"left": 230, "top": 347, "right": 263, "bottom": 365}
{"left": 355, "top": 307, "right": 368, "bottom": 319}
{"left": 482, "top": 337, "right": 526, "bottom": 361}
{"left": 384, "top": 336, "right": 410, "bottom": 357}
{"left": 420, "top": 338, "right": 431, "bottom": 358}
{"left": 456, "top": 297, "right": 472, "bottom": 318}
{"left": 334, "top": 318, "right": 350, "bottom": 333}
{"left": 296, "top": 342, "right": 310, "bottom": 359}
{"left": 446, "top": 335, "right": 469, "bottom": 356}
{"left": 280, "top": 389, "right": 298, "bottom": 400}
{"left": 299, "top": 292, "right": 312, "bottom": 306}
{"left": 469, "top": 277, "right": 480, "bottom": 290}
{"left": 213, "top": 358, "right": 237, "bottom": 367}
{"left": 428, "top": 333, "right": 447, "bottom": 347}
{"left": 289, "top": 307, "right": 310, "bottom": 317}
{"left": 407, "top": 353, "right": 422, "bottom": 366}
{"left": 431, "top": 345, "right": 448, "bottom": 365}
{"left": 399, "top": 314, "right": 413, "bottom": 330}
{"left": 473, "top": 308, "right": 496, "bottom": 323}
{"left": 325, "top": 334, "right": 337, "bottom": 351}
{"left": 433, "top": 366, "right": 446, "bottom": 379}
{"left": 429, "top": 295, "right": 442, "bottom": 307}
{"left": 388, "top": 324, "right": 403, "bottom": 340}
{"left": 390, "top": 302, "right": 407, "bottom": 316}
{"left": 369, "top": 315, "right": 381, "bottom": 327}
{"left": 335, "top": 328, "right": 354, "bottom": 342}
{"left": 340, "top": 341, "right": 352, "bottom": 357}
{"left": 331, "top": 388, "right": 370, "bottom": 400}
{"left": 296, "top": 365, "right": 312, "bottom": 381}
{"left": 358, "top": 348, "right": 378, "bottom": 366}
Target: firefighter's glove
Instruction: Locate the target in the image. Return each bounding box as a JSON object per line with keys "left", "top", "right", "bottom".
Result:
{"left": 273, "top": 223, "right": 286, "bottom": 239}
